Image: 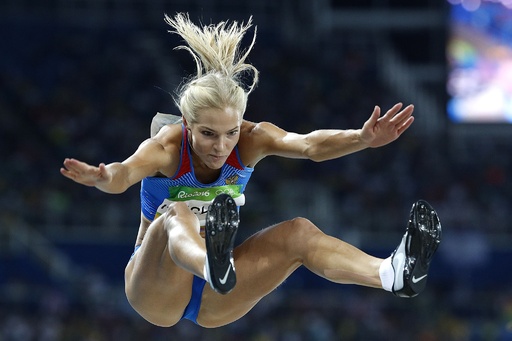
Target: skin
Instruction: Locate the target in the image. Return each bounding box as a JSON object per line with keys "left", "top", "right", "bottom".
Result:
{"left": 61, "top": 102, "right": 415, "bottom": 328}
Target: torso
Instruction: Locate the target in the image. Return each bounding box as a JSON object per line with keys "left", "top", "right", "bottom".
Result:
{"left": 135, "top": 123, "right": 256, "bottom": 244}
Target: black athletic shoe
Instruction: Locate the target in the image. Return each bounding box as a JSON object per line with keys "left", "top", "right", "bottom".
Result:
{"left": 205, "top": 193, "right": 239, "bottom": 295}
{"left": 391, "top": 199, "right": 442, "bottom": 298}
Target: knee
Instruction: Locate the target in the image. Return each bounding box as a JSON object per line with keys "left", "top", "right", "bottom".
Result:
{"left": 291, "top": 216, "right": 321, "bottom": 233}
{"left": 269, "top": 217, "right": 323, "bottom": 260}
{"left": 162, "top": 201, "right": 190, "bottom": 218}
{"left": 161, "top": 202, "right": 199, "bottom": 231}
{"left": 280, "top": 217, "right": 323, "bottom": 242}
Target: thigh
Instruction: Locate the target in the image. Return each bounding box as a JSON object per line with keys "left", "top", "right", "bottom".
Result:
{"left": 125, "top": 214, "right": 194, "bottom": 327}
{"left": 198, "top": 218, "right": 311, "bottom": 327}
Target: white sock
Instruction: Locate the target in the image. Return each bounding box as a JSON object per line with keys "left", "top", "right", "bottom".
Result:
{"left": 203, "top": 256, "right": 210, "bottom": 283}
{"left": 379, "top": 256, "right": 394, "bottom": 292}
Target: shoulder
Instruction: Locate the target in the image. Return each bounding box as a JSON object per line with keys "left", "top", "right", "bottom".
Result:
{"left": 152, "top": 123, "right": 183, "bottom": 149}
{"left": 238, "top": 120, "right": 286, "bottom": 166}
{"left": 137, "top": 123, "right": 183, "bottom": 177}
{"left": 240, "top": 120, "right": 285, "bottom": 140}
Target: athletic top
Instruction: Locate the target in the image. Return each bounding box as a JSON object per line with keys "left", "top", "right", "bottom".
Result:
{"left": 140, "top": 125, "right": 254, "bottom": 229}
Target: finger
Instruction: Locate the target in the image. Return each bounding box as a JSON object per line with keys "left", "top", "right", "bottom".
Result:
{"left": 368, "top": 105, "right": 381, "bottom": 125}
{"left": 389, "top": 104, "right": 414, "bottom": 124}
{"left": 63, "top": 158, "right": 79, "bottom": 168}
{"left": 60, "top": 167, "right": 76, "bottom": 179}
{"left": 97, "top": 163, "right": 108, "bottom": 178}
{"left": 64, "top": 158, "right": 92, "bottom": 174}
{"left": 62, "top": 159, "right": 84, "bottom": 173}
{"left": 380, "top": 102, "right": 403, "bottom": 120}
{"left": 396, "top": 116, "right": 415, "bottom": 135}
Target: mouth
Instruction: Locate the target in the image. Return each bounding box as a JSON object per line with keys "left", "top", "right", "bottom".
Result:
{"left": 209, "top": 154, "right": 226, "bottom": 162}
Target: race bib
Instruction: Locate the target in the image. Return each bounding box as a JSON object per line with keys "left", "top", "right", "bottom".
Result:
{"left": 155, "top": 185, "right": 245, "bottom": 235}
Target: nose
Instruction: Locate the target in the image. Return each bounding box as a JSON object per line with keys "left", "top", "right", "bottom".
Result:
{"left": 213, "top": 136, "right": 227, "bottom": 153}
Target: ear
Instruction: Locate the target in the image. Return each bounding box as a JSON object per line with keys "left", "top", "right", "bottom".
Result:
{"left": 182, "top": 116, "right": 191, "bottom": 130}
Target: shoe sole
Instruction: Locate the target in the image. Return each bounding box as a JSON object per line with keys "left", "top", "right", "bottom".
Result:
{"left": 393, "top": 200, "right": 442, "bottom": 297}
{"left": 205, "top": 194, "right": 239, "bottom": 294}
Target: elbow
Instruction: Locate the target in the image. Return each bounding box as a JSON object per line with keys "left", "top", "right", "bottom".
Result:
{"left": 111, "top": 184, "right": 131, "bottom": 194}
{"left": 309, "top": 156, "right": 326, "bottom": 163}
{"left": 304, "top": 146, "right": 326, "bottom": 162}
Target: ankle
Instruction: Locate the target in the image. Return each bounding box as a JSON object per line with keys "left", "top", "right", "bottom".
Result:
{"left": 379, "top": 257, "right": 394, "bottom": 292}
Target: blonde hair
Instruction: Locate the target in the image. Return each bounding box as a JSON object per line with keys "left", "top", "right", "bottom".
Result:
{"left": 164, "top": 13, "right": 259, "bottom": 123}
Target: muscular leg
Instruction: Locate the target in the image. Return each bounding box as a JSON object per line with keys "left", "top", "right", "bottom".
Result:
{"left": 197, "top": 217, "right": 383, "bottom": 327}
{"left": 125, "top": 202, "right": 207, "bottom": 327}
{"left": 125, "top": 199, "right": 439, "bottom": 328}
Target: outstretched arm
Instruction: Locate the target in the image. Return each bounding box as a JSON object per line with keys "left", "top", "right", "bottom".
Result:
{"left": 60, "top": 138, "right": 173, "bottom": 194}
{"left": 250, "top": 102, "right": 414, "bottom": 163}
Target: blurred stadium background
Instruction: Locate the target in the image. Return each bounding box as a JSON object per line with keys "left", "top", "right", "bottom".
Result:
{"left": 1, "top": 0, "right": 512, "bottom": 340}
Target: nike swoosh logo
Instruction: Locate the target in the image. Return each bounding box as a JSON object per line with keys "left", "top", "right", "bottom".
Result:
{"left": 412, "top": 274, "right": 427, "bottom": 283}
{"left": 219, "top": 264, "right": 232, "bottom": 285}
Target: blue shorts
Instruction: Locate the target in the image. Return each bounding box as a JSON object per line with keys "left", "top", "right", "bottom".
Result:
{"left": 181, "top": 275, "right": 207, "bottom": 324}
{"left": 129, "top": 245, "right": 206, "bottom": 325}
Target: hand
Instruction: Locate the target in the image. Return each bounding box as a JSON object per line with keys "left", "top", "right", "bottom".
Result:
{"left": 60, "top": 158, "right": 112, "bottom": 187}
{"left": 360, "top": 103, "right": 414, "bottom": 148}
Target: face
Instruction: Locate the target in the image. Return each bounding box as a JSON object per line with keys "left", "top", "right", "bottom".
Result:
{"left": 185, "top": 107, "right": 241, "bottom": 170}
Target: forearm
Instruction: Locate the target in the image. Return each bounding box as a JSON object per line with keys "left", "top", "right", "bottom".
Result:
{"left": 95, "top": 162, "right": 131, "bottom": 194}
{"left": 305, "top": 129, "right": 369, "bottom": 162}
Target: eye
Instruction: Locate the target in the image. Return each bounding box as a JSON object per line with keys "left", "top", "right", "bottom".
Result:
{"left": 227, "top": 130, "right": 239, "bottom": 136}
{"left": 201, "top": 130, "right": 214, "bottom": 137}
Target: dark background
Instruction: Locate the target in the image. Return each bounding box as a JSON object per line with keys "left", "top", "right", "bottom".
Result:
{"left": 1, "top": 0, "right": 512, "bottom": 340}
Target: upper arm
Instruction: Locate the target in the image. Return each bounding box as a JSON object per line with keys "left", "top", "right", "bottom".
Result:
{"left": 119, "top": 138, "right": 175, "bottom": 187}
{"left": 243, "top": 121, "right": 310, "bottom": 162}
